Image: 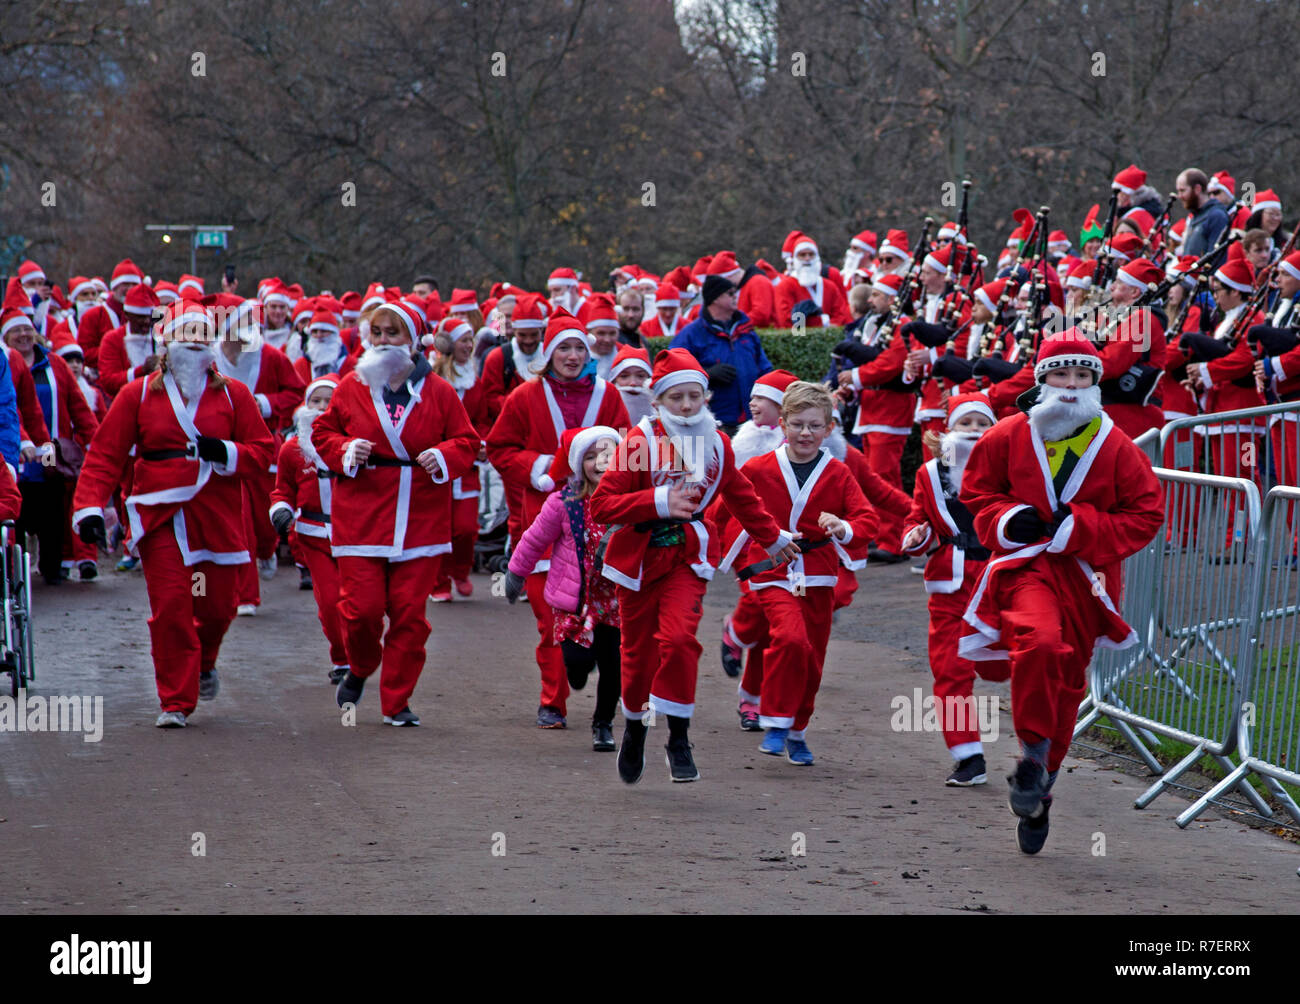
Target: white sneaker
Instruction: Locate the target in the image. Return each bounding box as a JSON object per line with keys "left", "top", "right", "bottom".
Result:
{"left": 237, "top": 604, "right": 257, "bottom": 616}
{"left": 155, "top": 710, "right": 187, "bottom": 728}
{"left": 257, "top": 556, "right": 277, "bottom": 581}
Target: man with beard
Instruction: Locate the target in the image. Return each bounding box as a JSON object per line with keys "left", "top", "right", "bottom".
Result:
{"left": 211, "top": 295, "right": 306, "bottom": 613}
{"left": 45, "top": 276, "right": 102, "bottom": 350}
{"left": 77, "top": 258, "right": 145, "bottom": 375}
{"left": 615, "top": 286, "right": 646, "bottom": 347}
{"left": 293, "top": 309, "right": 354, "bottom": 383}
{"left": 774, "top": 235, "right": 853, "bottom": 329}
{"left": 591, "top": 349, "right": 798, "bottom": 783}
{"left": 312, "top": 300, "right": 480, "bottom": 727}
{"left": 639, "top": 282, "right": 685, "bottom": 341}
{"left": 578, "top": 292, "right": 622, "bottom": 379}
{"left": 608, "top": 344, "right": 654, "bottom": 425}
{"left": 1177, "top": 168, "right": 1231, "bottom": 258}
{"left": 547, "top": 268, "right": 582, "bottom": 314}
{"left": 97, "top": 283, "right": 163, "bottom": 399}
{"left": 958, "top": 331, "right": 1163, "bottom": 854}
{"left": 72, "top": 298, "right": 275, "bottom": 727}
{"left": 841, "top": 231, "right": 877, "bottom": 288}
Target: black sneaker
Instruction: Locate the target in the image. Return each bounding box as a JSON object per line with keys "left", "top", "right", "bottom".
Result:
{"left": 383, "top": 706, "right": 420, "bottom": 726}
{"left": 1007, "top": 757, "right": 1049, "bottom": 817}
{"left": 592, "top": 721, "right": 615, "bottom": 752}
{"left": 336, "top": 670, "right": 366, "bottom": 708}
{"left": 665, "top": 737, "right": 700, "bottom": 783}
{"left": 946, "top": 753, "right": 987, "bottom": 786}
{"left": 1016, "top": 795, "right": 1052, "bottom": 854}
{"left": 617, "top": 721, "right": 647, "bottom": 784}
{"left": 79, "top": 560, "right": 98, "bottom": 581}
{"left": 298, "top": 566, "right": 313, "bottom": 591}
{"left": 328, "top": 665, "right": 349, "bottom": 685}
{"left": 198, "top": 669, "right": 219, "bottom": 701}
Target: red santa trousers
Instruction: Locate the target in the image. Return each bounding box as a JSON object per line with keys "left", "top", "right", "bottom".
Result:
{"left": 136, "top": 531, "right": 238, "bottom": 715}
{"left": 833, "top": 566, "right": 857, "bottom": 611}
{"left": 61, "top": 477, "right": 97, "bottom": 563}
{"left": 337, "top": 555, "right": 438, "bottom": 717}
{"left": 928, "top": 589, "right": 1010, "bottom": 754}
{"left": 297, "top": 534, "right": 347, "bottom": 666}
{"left": 1208, "top": 428, "right": 1264, "bottom": 547}
{"left": 526, "top": 570, "right": 568, "bottom": 715}
{"left": 755, "top": 586, "right": 834, "bottom": 734}
{"left": 726, "top": 588, "right": 768, "bottom": 704}
{"left": 235, "top": 476, "right": 279, "bottom": 606}
{"left": 433, "top": 496, "right": 478, "bottom": 592}
{"left": 859, "top": 432, "right": 906, "bottom": 551}
{"left": 618, "top": 543, "right": 708, "bottom": 720}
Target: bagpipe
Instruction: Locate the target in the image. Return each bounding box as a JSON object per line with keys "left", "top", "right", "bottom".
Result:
{"left": 966, "top": 206, "right": 1052, "bottom": 386}
{"left": 875, "top": 216, "right": 934, "bottom": 352}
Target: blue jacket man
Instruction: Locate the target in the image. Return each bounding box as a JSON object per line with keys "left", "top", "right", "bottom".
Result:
{"left": 0, "top": 348, "right": 21, "bottom": 469}
{"left": 669, "top": 275, "right": 772, "bottom": 430}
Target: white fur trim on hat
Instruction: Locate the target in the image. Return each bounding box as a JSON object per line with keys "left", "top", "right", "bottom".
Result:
{"left": 651, "top": 368, "right": 708, "bottom": 399}
{"left": 793, "top": 238, "right": 818, "bottom": 255}
{"left": 608, "top": 356, "right": 652, "bottom": 381}
{"left": 974, "top": 287, "right": 997, "bottom": 314}
{"left": 371, "top": 302, "right": 419, "bottom": 344}
{"left": 308, "top": 321, "right": 341, "bottom": 336}
{"left": 1, "top": 315, "right": 35, "bottom": 339}
{"left": 947, "top": 398, "right": 995, "bottom": 428}
{"left": 304, "top": 376, "right": 338, "bottom": 401}
{"left": 110, "top": 273, "right": 142, "bottom": 288}
{"left": 1254, "top": 198, "right": 1281, "bottom": 214}
{"left": 1034, "top": 351, "right": 1103, "bottom": 382}
{"left": 539, "top": 329, "right": 592, "bottom": 365}
{"left": 872, "top": 278, "right": 900, "bottom": 298}
{"left": 1214, "top": 267, "right": 1253, "bottom": 294}
{"left": 568, "top": 425, "right": 621, "bottom": 477}
{"left": 850, "top": 237, "right": 876, "bottom": 254}
{"left": 124, "top": 302, "right": 155, "bottom": 317}
{"left": 1116, "top": 269, "right": 1150, "bottom": 291}
{"left": 751, "top": 384, "right": 786, "bottom": 406}
{"left": 1281, "top": 259, "right": 1300, "bottom": 284}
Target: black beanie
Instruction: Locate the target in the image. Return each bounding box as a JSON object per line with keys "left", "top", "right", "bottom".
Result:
{"left": 702, "top": 274, "right": 737, "bottom": 307}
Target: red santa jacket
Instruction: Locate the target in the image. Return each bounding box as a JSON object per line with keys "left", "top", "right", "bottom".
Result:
{"left": 842, "top": 442, "right": 912, "bottom": 518}
{"left": 31, "top": 350, "right": 99, "bottom": 448}
{"left": 956, "top": 411, "right": 1164, "bottom": 662}
{"left": 638, "top": 314, "right": 683, "bottom": 340}
{"left": 738, "top": 277, "right": 776, "bottom": 329}
{"left": 291, "top": 351, "right": 356, "bottom": 388}
{"left": 590, "top": 416, "right": 787, "bottom": 590}
{"left": 902, "top": 457, "right": 989, "bottom": 593}
{"left": 913, "top": 294, "right": 973, "bottom": 423}
{"left": 97, "top": 327, "right": 158, "bottom": 399}
{"left": 718, "top": 446, "right": 875, "bottom": 590}
{"left": 270, "top": 435, "right": 332, "bottom": 541}
{"left": 849, "top": 316, "right": 914, "bottom": 434}
{"left": 443, "top": 363, "right": 490, "bottom": 499}
{"left": 75, "top": 300, "right": 122, "bottom": 370}
{"left": 1161, "top": 309, "right": 1202, "bottom": 418}
{"left": 0, "top": 456, "right": 20, "bottom": 520}
{"left": 214, "top": 344, "right": 306, "bottom": 436}
{"left": 1187, "top": 305, "right": 1267, "bottom": 423}
{"left": 11, "top": 349, "right": 51, "bottom": 448}
{"left": 311, "top": 369, "right": 480, "bottom": 562}
{"left": 479, "top": 341, "right": 536, "bottom": 423}
{"left": 774, "top": 275, "right": 853, "bottom": 328}
{"left": 1097, "top": 307, "right": 1167, "bottom": 439}
{"left": 72, "top": 372, "right": 275, "bottom": 566}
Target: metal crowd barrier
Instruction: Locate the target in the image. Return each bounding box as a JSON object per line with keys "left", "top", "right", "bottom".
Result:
{"left": 1158, "top": 400, "right": 1300, "bottom": 493}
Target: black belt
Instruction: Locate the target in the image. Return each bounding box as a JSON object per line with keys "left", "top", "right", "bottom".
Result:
{"left": 940, "top": 532, "right": 991, "bottom": 561}
{"left": 366, "top": 457, "right": 418, "bottom": 467}
{"left": 142, "top": 445, "right": 197, "bottom": 461}
{"left": 299, "top": 509, "right": 330, "bottom": 523}
{"left": 736, "top": 536, "right": 832, "bottom": 581}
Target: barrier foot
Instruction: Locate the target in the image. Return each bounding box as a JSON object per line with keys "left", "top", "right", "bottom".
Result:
{"left": 1112, "top": 717, "right": 1163, "bottom": 775}
{"left": 1212, "top": 754, "right": 1273, "bottom": 818}
{"left": 1258, "top": 773, "right": 1300, "bottom": 826}
{"left": 1072, "top": 707, "right": 1100, "bottom": 740}
{"left": 1137, "top": 741, "right": 1204, "bottom": 809}
{"left": 1176, "top": 761, "right": 1251, "bottom": 828}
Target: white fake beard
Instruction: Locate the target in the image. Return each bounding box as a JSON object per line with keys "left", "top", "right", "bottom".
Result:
{"left": 165, "top": 342, "right": 216, "bottom": 400}
{"left": 730, "top": 420, "right": 786, "bottom": 468}
{"left": 1029, "top": 382, "right": 1102, "bottom": 441}
{"left": 939, "top": 430, "right": 983, "bottom": 493}
{"left": 655, "top": 403, "right": 717, "bottom": 484}
{"left": 123, "top": 332, "right": 153, "bottom": 368}
{"left": 75, "top": 300, "right": 95, "bottom": 321}
{"left": 794, "top": 257, "right": 822, "bottom": 286}
{"left": 823, "top": 426, "right": 847, "bottom": 461}
{"left": 307, "top": 333, "right": 343, "bottom": 371}
{"left": 261, "top": 326, "right": 289, "bottom": 351}
{"left": 618, "top": 384, "right": 654, "bottom": 425}
{"left": 357, "top": 318, "right": 371, "bottom": 348}
{"left": 295, "top": 407, "right": 323, "bottom": 466}
{"left": 239, "top": 325, "right": 265, "bottom": 354}
{"left": 354, "top": 343, "right": 413, "bottom": 388}
{"left": 842, "top": 249, "right": 863, "bottom": 276}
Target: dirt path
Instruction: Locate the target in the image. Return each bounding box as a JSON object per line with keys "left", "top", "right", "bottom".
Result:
{"left": 3, "top": 558, "right": 1297, "bottom": 914}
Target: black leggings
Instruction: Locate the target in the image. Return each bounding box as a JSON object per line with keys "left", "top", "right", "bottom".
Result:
{"left": 18, "top": 477, "right": 65, "bottom": 582}
{"left": 560, "top": 623, "right": 621, "bottom": 724}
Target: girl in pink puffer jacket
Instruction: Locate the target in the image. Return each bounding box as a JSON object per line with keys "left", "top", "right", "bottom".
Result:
{"left": 505, "top": 426, "right": 622, "bottom": 751}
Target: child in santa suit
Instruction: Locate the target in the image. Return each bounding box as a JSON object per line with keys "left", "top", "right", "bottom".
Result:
{"left": 311, "top": 300, "right": 480, "bottom": 726}
{"left": 269, "top": 374, "right": 349, "bottom": 684}
{"left": 608, "top": 345, "right": 654, "bottom": 426}
{"left": 716, "top": 381, "right": 876, "bottom": 765}
{"left": 900, "top": 392, "right": 1010, "bottom": 786}
{"left": 485, "top": 309, "right": 629, "bottom": 729}
{"left": 505, "top": 426, "right": 623, "bottom": 752}
{"left": 56, "top": 344, "right": 108, "bottom": 579}
{"left": 427, "top": 317, "right": 491, "bottom": 601}
{"left": 590, "top": 349, "right": 799, "bottom": 783}
{"left": 959, "top": 331, "right": 1163, "bottom": 854}
{"left": 72, "top": 298, "right": 275, "bottom": 727}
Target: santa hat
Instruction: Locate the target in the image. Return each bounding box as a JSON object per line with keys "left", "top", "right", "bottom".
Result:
{"left": 691, "top": 256, "right": 714, "bottom": 283}
{"left": 663, "top": 266, "right": 693, "bottom": 292}
{"left": 754, "top": 259, "right": 781, "bottom": 281}
{"left": 341, "top": 291, "right": 362, "bottom": 321}
{"left": 370, "top": 299, "right": 425, "bottom": 344}
{"left": 1170, "top": 217, "right": 1187, "bottom": 246}
{"left": 547, "top": 267, "right": 579, "bottom": 289}
{"left": 1278, "top": 250, "right": 1300, "bottom": 284}
{"left": 1006, "top": 208, "right": 1035, "bottom": 248}
{"left": 203, "top": 292, "right": 260, "bottom": 337}
{"left": 1106, "top": 232, "right": 1145, "bottom": 262}
{"left": 653, "top": 282, "right": 682, "bottom": 309}
{"left": 110, "top": 258, "right": 144, "bottom": 290}
{"left": 536, "top": 425, "right": 622, "bottom": 493}
{"left": 877, "top": 229, "right": 909, "bottom": 259}
{"left": 425, "top": 315, "right": 474, "bottom": 351}
{"left": 177, "top": 274, "right": 204, "bottom": 296}
{"left": 1215, "top": 258, "right": 1255, "bottom": 293}
{"left": 307, "top": 309, "right": 341, "bottom": 336}
{"left": 154, "top": 297, "right": 213, "bottom": 339}
{"left": 510, "top": 291, "right": 549, "bottom": 330}
{"left": 3, "top": 278, "right": 32, "bottom": 316}
{"left": 1112, "top": 164, "right": 1147, "bottom": 194}
{"left": 154, "top": 280, "right": 180, "bottom": 303}
{"left": 1231, "top": 205, "right": 1251, "bottom": 230}
{"left": 750, "top": 369, "right": 799, "bottom": 406}
{"left": 781, "top": 230, "right": 805, "bottom": 263}
{"left": 447, "top": 288, "right": 479, "bottom": 314}
{"left": 946, "top": 392, "right": 995, "bottom": 428}
{"left": 304, "top": 372, "right": 341, "bottom": 402}
{"left": 936, "top": 221, "right": 961, "bottom": 243}
{"left": 55, "top": 342, "right": 84, "bottom": 360}
{"left": 635, "top": 274, "right": 660, "bottom": 292}
{"left": 1034, "top": 330, "right": 1103, "bottom": 384}
{"left": 539, "top": 308, "right": 591, "bottom": 364}
{"left": 49, "top": 284, "right": 69, "bottom": 311}
{"left": 1166, "top": 255, "right": 1200, "bottom": 280}
{"left": 1064, "top": 261, "right": 1094, "bottom": 290}
{"left": 579, "top": 292, "right": 619, "bottom": 332}
{"left": 850, "top": 230, "right": 878, "bottom": 254}
{"left": 68, "top": 275, "right": 97, "bottom": 300}
{"left": 792, "top": 235, "right": 818, "bottom": 257}
{"left": 262, "top": 280, "right": 294, "bottom": 309}
{"left": 923, "top": 243, "right": 954, "bottom": 274}
{"left": 287, "top": 283, "right": 305, "bottom": 303}
{"left": 1208, "top": 171, "right": 1236, "bottom": 198}
{"left": 649, "top": 347, "right": 708, "bottom": 398}
{"left": 1122, "top": 207, "right": 1154, "bottom": 238}
{"left": 17, "top": 260, "right": 45, "bottom": 286}
{"left": 1116, "top": 258, "right": 1163, "bottom": 292}
{"left": 0, "top": 309, "right": 34, "bottom": 341}
{"left": 1047, "top": 230, "right": 1070, "bottom": 254}
{"left": 1252, "top": 188, "right": 1282, "bottom": 214}
{"left": 872, "top": 272, "right": 903, "bottom": 298}
{"left": 124, "top": 283, "right": 161, "bottom": 318}
{"left": 360, "top": 282, "right": 387, "bottom": 312}
{"left": 974, "top": 279, "right": 1009, "bottom": 315}
{"left": 707, "top": 251, "right": 744, "bottom": 282}
{"left": 608, "top": 344, "right": 652, "bottom": 382}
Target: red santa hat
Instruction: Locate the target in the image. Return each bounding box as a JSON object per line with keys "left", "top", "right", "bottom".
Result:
{"left": 608, "top": 344, "right": 652, "bottom": 382}
{"left": 1231, "top": 205, "right": 1251, "bottom": 230}
{"left": 447, "top": 288, "right": 479, "bottom": 314}
{"left": 1034, "top": 329, "right": 1103, "bottom": 384}
{"left": 154, "top": 297, "right": 214, "bottom": 339}
{"left": 1116, "top": 258, "right": 1163, "bottom": 292}
{"left": 1112, "top": 163, "right": 1147, "bottom": 194}
{"left": 49, "top": 284, "right": 70, "bottom": 311}
{"left": 262, "top": 280, "right": 294, "bottom": 309}
{"left": 1169, "top": 217, "right": 1187, "bottom": 246}
{"left": 177, "top": 274, "right": 204, "bottom": 296}
{"left": 877, "top": 229, "right": 909, "bottom": 260}
{"left": 304, "top": 372, "right": 341, "bottom": 402}
{"left": 872, "top": 272, "right": 903, "bottom": 298}
{"left": 946, "top": 392, "right": 995, "bottom": 428}
{"left": 653, "top": 282, "right": 681, "bottom": 308}
{"left": 792, "top": 235, "right": 819, "bottom": 257}
{"left": 754, "top": 259, "right": 781, "bottom": 281}
{"left": 307, "top": 308, "right": 341, "bottom": 336}
{"left": 1047, "top": 230, "right": 1070, "bottom": 254}
{"left": 154, "top": 280, "right": 180, "bottom": 303}
{"left": 539, "top": 308, "right": 591, "bottom": 364}
{"left": 1278, "top": 250, "right": 1300, "bottom": 284}
{"left": 707, "top": 251, "right": 744, "bottom": 282}
{"left": 663, "top": 266, "right": 693, "bottom": 292}
{"left": 370, "top": 299, "right": 425, "bottom": 344}
{"left": 55, "top": 342, "right": 84, "bottom": 360}
{"left": 579, "top": 292, "right": 619, "bottom": 332}
{"left": 68, "top": 276, "right": 97, "bottom": 300}
{"left": 110, "top": 258, "right": 144, "bottom": 290}
{"left": 536, "top": 425, "right": 622, "bottom": 493}
{"left": 1166, "top": 255, "right": 1199, "bottom": 279}
{"left": 203, "top": 293, "right": 260, "bottom": 337}
{"left": 974, "top": 279, "right": 1009, "bottom": 315}
{"left": 1121, "top": 207, "right": 1154, "bottom": 238}
{"left": 0, "top": 308, "right": 34, "bottom": 341}
{"left": 923, "top": 243, "right": 954, "bottom": 274}
{"left": 123, "top": 283, "right": 161, "bottom": 317}
{"left": 510, "top": 291, "right": 549, "bottom": 330}
{"left": 1064, "top": 261, "right": 1094, "bottom": 291}
{"left": 341, "top": 291, "right": 362, "bottom": 320}
{"left": 635, "top": 273, "right": 660, "bottom": 291}
{"left": 850, "top": 230, "right": 878, "bottom": 254}
{"left": 691, "top": 256, "right": 714, "bottom": 283}
{"left": 781, "top": 230, "right": 805, "bottom": 262}
{"left": 1252, "top": 188, "right": 1282, "bottom": 214}
{"left": 1106, "top": 232, "right": 1145, "bottom": 262}
{"left": 547, "top": 267, "right": 579, "bottom": 289}
{"left": 17, "top": 260, "right": 45, "bottom": 286}
{"left": 1214, "top": 258, "right": 1255, "bottom": 293}
{"left": 3, "top": 278, "right": 31, "bottom": 316}
{"left": 1208, "top": 171, "right": 1236, "bottom": 198}
{"left": 750, "top": 369, "right": 799, "bottom": 407}
{"left": 288, "top": 282, "right": 305, "bottom": 302}
{"left": 649, "top": 347, "right": 708, "bottom": 399}
{"left": 360, "top": 282, "right": 387, "bottom": 312}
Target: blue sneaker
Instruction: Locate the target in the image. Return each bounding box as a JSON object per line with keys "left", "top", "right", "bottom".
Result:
{"left": 115, "top": 555, "right": 139, "bottom": 572}
{"left": 759, "top": 727, "right": 788, "bottom": 755}
{"left": 785, "top": 737, "right": 815, "bottom": 765}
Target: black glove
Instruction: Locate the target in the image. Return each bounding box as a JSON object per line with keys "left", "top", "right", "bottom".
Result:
{"left": 78, "top": 514, "right": 107, "bottom": 548}
{"left": 705, "top": 363, "right": 737, "bottom": 387}
{"left": 1050, "top": 503, "right": 1072, "bottom": 533}
{"left": 832, "top": 338, "right": 879, "bottom": 367}
{"left": 270, "top": 507, "right": 293, "bottom": 537}
{"left": 196, "top": 435, "right": 229, "bottom": 465}
{"left": 930, "top": 353, "right": 975, "bottom": 383}
{"left": 791, "top": 299, "right": 821, "bottom": 321}
{"left": 971, "top": 356, "right": 1025, "bottom": 383}
{"left": 1004, "top": 508, "right": 1047, "bottom": 544}
{"left": 503, "top": 570, "right": 525, "bottom": 604}
{"left": 1248, "top": 323, "right": 1300, "bottom": 357}
{"left": 903, "top": 320, "right": 955, "bottom": 348}
{"left": 1178, "top": 332, "right": 1232, "bottom": 362}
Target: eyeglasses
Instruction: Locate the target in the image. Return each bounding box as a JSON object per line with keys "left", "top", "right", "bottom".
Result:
{"left": 786, "top": 421, "right": 826, "bottom": 434}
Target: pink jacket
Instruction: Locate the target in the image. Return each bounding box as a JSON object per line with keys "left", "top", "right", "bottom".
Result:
{"left": 508, "top": 489, "right": 587, "bottom": 613}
